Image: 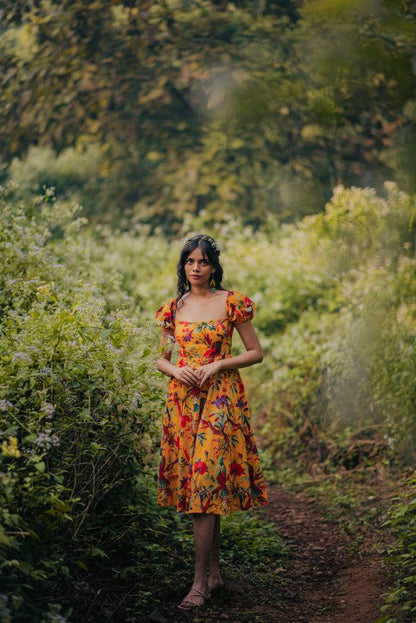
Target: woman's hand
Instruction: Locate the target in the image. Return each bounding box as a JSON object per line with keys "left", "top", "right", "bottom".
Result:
{"left": 174, "top": 365, "right": 200, "bottom": 386}
{"left": 195, "top": 360, "right": 223, "bottom": 387}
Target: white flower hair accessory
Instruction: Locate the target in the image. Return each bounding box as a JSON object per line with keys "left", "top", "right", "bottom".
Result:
{"left": 182, "top": 234, "right": 221, "bottom": 254}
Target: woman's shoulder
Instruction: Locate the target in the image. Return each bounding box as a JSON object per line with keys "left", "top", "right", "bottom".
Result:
{"left": 226, "top": 290, "right": 256, "bottom": 324}
{"left": 226, "top": 289, "right": 253, "bottom": 305}
{"left": 155, "top": 297, "right": 176, "bottom": 329}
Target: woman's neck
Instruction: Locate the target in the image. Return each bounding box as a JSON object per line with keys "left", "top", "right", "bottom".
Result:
{"left": 188, "top": 285, "right": 215, "bottom": 298}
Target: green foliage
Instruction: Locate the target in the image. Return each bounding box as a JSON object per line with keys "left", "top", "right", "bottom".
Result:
{"left": 311, "top": 185, "right": 416, "bottom": 460}
{"left": 0, "top": 186, "right": 165, "bottom": 621}
{"left": 221, "top": 510, "right": 289, "bottom": 575}
{"left": 8, "top": 145, "right": 104, "bottom": 216}
{"left": 378, "top": 478, "right": 416, "bottom": 623}
{"left": 221, "top": 184, "right": 416, "bottom": 466}
{"left": 1, "top": 1, "right": 414, "bottom": 228}
{"left": 9, "top": 145, "right": 101, "bottom": 193}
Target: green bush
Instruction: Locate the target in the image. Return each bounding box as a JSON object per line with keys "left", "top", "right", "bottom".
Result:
{"left": 234, "top": 184, "right": 416, "bottom": 466}
{"left": 0, "top": 186, "right": 165, "bottom": 621}
{"left": 378, "top": 478, "right": 416, "bottom": 623}
{"left": 8, "top": 146, "right": 103, "bottom": 211}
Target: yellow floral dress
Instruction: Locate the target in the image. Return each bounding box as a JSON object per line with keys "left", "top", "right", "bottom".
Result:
{"left": 155, "top": 290, "right": 267, "bottom": 515}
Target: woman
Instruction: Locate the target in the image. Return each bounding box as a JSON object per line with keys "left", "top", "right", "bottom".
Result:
{"left": 155, "top": 234, "right": 267, "bottom": 610}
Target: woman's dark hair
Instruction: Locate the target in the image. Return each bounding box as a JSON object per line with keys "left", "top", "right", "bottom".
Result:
{"left": 176, "top": 234, "right": 224, "bottom": 301}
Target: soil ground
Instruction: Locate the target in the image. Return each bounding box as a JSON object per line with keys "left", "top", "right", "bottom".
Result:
{"left": 148, "top": 484, "right": 391, "bottom": 623}
{"left": 264, "top": 486, "right": 389, "bottom": 623}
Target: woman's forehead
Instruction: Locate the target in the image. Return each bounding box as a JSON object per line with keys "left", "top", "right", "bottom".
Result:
{"left": 186, "top": 246, "right": 207, "bottom": 260}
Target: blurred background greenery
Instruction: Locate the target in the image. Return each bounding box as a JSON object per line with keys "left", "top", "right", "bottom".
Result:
{"left": 1, "top": 0, "right": 415, "bottom": 228}
{"left": 0, "top": 1, "right": 415, "bottom": 622}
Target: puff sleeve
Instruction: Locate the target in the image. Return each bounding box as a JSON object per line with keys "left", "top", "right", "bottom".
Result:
{"left": 155, "top": 298, "right": 176, "bottom": 331}
{"left": 227, "top": 291, "right": 256, "bottom": 325}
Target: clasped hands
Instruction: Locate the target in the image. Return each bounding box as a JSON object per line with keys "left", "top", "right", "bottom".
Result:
{"left": 174, "top": 361, "right": 223, "bottom": 387}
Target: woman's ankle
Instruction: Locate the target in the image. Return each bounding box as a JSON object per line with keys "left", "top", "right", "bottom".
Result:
{"left": 191, "top": 575, "right": 209, "bottom": 593}
{"left": 208, "top": 571, "right": 223, "bottom": 586}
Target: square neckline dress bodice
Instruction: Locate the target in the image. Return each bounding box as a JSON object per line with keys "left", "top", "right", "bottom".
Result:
{"left": 155, "top": 290, "right": 268, "bottom": 514}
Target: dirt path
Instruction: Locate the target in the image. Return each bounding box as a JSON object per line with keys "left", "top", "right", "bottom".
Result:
{"left": 155, "top": 484, "right": 390, "bottom": 623}
{"left": 265, "top": 486, "right": 389, "bottom": 623}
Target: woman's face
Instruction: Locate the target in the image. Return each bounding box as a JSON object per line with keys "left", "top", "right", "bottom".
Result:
{"left": 184, "top": 246, "right": 215, "bottom": 289}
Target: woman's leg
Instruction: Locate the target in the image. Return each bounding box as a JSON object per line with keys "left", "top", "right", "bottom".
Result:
{"left": 208, "top": 515, "right": 224, "bottom": 589}
{"left": 179, "top": 513, "right": 215, "bottom": 607}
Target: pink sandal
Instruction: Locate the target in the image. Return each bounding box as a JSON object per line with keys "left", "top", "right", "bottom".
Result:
{"left": 178, "top": 587, "right": 211, "bottom": 610}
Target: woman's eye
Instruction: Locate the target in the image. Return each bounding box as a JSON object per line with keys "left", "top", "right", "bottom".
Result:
{"left": 185, "top": 259, "right": 209, "bottom": 265}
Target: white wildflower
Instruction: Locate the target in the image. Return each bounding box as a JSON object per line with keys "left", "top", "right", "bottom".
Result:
{"left": 41, "top": 403, "right": 55, "bottom": 420}
{"left": 38, "top": 367, "right": 57, "bottom": 380}
{"left": 34, "top": 429, "right": 60, "bottom": 451}
{"left": 12, "top": 352, "right": 31, "bottom": 363}
{"left": 0, "top": 400, "right": 13, "bottom": 412}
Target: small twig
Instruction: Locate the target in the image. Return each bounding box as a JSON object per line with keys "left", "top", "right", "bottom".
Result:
{"left": 104, "top": 582, "right": 141, "bottom": 622}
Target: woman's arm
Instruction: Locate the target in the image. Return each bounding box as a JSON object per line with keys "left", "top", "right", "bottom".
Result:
{"left": 195, "top": 321, "right": 263, "bottom": 386}
{"left": 221, "top": 321, "right": 263, "bottom": 369}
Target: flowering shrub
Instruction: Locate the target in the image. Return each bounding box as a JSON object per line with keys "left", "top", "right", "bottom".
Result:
{"left": 221, "top": 184, "right": 416, "bottom": 466}
{"left": 0, "top": 186, "right": 165, "bottom": 621}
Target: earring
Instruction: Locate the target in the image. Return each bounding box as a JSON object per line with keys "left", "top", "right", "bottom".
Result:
{"left": 210, "top": 275, "right": 216, "bottom": 292}
{"left": 186, "top": 279, "right": 190, "bottom": 291}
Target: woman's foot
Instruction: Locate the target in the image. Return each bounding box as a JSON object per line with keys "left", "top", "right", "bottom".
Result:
{"left": 178, "top": 586, "right": 211, "bottom": 610}
{"left": 208, "top": 574, "right": 224, "bottom": 592}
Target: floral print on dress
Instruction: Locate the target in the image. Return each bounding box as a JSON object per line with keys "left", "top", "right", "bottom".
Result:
{"left": 155, "top": 290, "right": 267, "bottom": 514}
